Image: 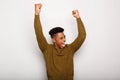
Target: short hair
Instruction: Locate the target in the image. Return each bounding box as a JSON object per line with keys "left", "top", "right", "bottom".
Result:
{"left": 49, "top": 27, "right": 64, "bottom": 38}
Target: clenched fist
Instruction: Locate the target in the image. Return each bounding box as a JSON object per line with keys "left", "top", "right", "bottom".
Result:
{"left": 35, "top": 3, "right": 42, "bottom": 15}
{"left": 72, "top": 10, "right": 80, "bottom": 19}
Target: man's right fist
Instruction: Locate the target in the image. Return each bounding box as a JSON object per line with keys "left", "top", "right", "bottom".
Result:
{"left": 35, "top": 3, "right": 42, "bottom": 15}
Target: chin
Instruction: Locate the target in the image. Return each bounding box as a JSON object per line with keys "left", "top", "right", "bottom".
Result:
{"left": 60, "top": 45, "right": 66, "bottom": 49}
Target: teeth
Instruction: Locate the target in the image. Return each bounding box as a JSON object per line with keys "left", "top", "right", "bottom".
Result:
{"left": 62, "top": 44, "right": 65, "bottom": 47}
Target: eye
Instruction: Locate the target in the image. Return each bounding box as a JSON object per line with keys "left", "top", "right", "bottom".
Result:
{"left": 60, "top": 37, "right": 63, "bottom": 39}
{"left": 64, "top": 35, "right": 66, "bottom": 38}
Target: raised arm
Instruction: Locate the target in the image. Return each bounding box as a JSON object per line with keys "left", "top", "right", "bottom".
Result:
{"left": 69, "top": 10, "right": 86, "bottom": 53}
{"left": 34, "top": 4, "right": 48, "bottom": 53}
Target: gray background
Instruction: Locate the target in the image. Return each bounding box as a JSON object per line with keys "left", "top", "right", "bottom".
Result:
{"left": 0, "top": 0, "right": 120, "bottom": 80}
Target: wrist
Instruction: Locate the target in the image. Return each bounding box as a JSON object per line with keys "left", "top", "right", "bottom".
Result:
{"left": 76, "top": 15, "right": 80, "bottom": 19}
{"left": 35, "top": 12, "right": 39, "bottom": 15}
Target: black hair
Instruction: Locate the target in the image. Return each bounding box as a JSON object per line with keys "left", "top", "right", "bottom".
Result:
{"left": 49, "top": 27, "right": 64, "bottom": 38}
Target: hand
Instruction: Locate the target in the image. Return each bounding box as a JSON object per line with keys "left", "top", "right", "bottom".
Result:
{"left": 72, "top": 10, "right": 80, "bottom": 19}
{"left": 35, "top": 3, "right": 42, "bottom": 15}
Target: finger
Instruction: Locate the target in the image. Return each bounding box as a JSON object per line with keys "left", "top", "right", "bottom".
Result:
{"left": 39, "top": 3, "right": 42, "bottom": 7}
{"left": 72, "top": 10, "right": 76, "bottom": 14}
{"left": 35, "top": 3, "right": 42, "bottom": 7}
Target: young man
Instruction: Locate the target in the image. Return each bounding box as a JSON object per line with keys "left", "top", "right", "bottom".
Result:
{"left": 34, "top": 3, "right": 86, "bottom": 80}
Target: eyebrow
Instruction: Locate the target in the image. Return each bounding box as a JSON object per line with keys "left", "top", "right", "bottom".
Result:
{"left": 64, "top": 35, "right": 66, "bottom": 38}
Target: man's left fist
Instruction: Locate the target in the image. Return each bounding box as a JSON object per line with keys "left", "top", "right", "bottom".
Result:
{"left": 72, "top": 10, "right": 80, "bottom": 19}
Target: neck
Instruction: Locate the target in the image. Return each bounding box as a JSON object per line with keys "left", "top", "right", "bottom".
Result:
{"left": 54, "top": 43, "right": 61, "bottom": 49}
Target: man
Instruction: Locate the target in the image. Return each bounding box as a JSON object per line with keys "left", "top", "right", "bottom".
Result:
{"left": 34, "top": 3, "right": 86, "bottom": 80}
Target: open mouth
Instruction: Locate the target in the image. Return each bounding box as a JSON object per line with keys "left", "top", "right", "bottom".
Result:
{"left": 61, "top": 43, "right": 65, "bottom": 47}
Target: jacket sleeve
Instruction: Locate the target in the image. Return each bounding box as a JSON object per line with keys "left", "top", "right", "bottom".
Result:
{"left": 69, "top": 18, "right": 86, "bottom": 53}
{"left": 34, "top": 15, "right": 48, "bottom": 53}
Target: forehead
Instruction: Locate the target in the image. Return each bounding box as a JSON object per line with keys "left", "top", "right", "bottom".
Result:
{"left": 56, "top": 32, "right": 65, "bottom": 37}
{"left": 56, "top": 32, "right": 65, "bottom": 36}
{"left": 54, "top": 32, "right": 65, "bottom": 38}
{"left": 52, "top": 32, "right": 65, "bottom": 39}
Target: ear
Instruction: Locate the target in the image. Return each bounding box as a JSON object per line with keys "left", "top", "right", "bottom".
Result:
{"left": 52, "top": 38, "right": 56, "bottom": 43}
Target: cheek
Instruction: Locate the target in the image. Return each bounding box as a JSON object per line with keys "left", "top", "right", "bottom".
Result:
{"left": 56, "top": 39, "right": 62, "bottom": 44}
{"left": 57, "top": 40, "right": 62, "bottom": 44}
{"left": 64, "top": 38, "right": 66, "bottom": 41}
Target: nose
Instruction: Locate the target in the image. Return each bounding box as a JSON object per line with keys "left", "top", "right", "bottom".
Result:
{"left": 63, "top": 38, "right": 66, "bottom": 42}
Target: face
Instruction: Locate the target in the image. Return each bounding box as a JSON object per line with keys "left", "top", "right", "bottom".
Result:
{"left": 52, "top": 32, "right": 66, "bottom": 49}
